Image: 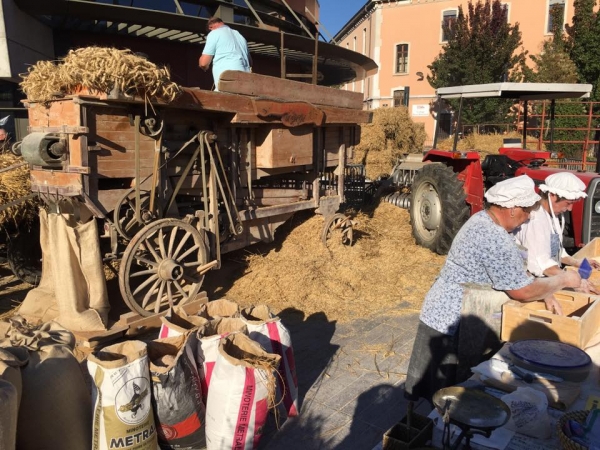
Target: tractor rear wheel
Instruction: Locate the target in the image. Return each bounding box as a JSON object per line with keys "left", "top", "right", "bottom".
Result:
{"left": 410, "top": 163, "right": 469, "bottom": 255}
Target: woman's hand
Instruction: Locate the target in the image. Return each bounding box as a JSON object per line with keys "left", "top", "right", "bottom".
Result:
{"left": 577, "top": 278, "right": 600, "bottom": 295}
{"left": 571, "top": 257, "right": 600, "bottom": 270}
{"left": 544, "top": 295, "right": 563, "bottom": 315}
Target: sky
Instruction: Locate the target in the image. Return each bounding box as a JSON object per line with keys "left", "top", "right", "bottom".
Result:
{"left": 318, "top": 0, "right": 367, "bottom": 41}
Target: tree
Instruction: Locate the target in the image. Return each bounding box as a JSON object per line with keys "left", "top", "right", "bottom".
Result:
{"left": 428, "top": 0, "right": 527, "bottom": 125}
{"left": 522, "top": 5, "right": 585, "bottom": 158}
{"left": 565, "top": 0, "right": 600, "bottom": 101}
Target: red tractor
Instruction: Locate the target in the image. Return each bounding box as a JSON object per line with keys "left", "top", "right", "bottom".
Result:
{"left": 387, "top": 82, "right": 597, "bottom": 255}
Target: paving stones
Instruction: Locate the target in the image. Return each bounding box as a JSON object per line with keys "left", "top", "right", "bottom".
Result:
{"left": 259, "top": 309, "right": 423, "bottom": 449}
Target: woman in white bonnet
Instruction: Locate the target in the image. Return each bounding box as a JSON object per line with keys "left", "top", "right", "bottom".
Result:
{"left": 514, "top": 172, "right": 600, "bottom": 302}
{"left": 404, "top": 175, "right": 581, "bottom": 404}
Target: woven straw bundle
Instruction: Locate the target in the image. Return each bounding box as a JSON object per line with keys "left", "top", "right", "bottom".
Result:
{"left": 0, "top": 153, "right": 35, "bottom": 227}
{"left": 20, "top": 47, "right": 182, "bottom": 104}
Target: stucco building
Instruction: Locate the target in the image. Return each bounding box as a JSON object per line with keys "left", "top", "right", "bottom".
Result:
{"left": 334, "top": 0, "right": 574, "bottom": 143}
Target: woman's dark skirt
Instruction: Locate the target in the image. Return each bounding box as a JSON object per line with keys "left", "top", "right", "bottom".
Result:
{"left": 404, "top": 320, "right": 459, "bottom": 404}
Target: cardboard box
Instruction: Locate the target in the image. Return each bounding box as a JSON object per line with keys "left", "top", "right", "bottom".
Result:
{"left": 501, "top": 290, "right": 600, "bottom": 348}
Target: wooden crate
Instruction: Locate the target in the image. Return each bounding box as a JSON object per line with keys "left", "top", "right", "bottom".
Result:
{"left": 501, "top": 290, "right": 600, "bottom": 348}
{"left": 572, "top": 238, "right": 600, "bottom": 283}
{"left": 255, "top": 126, "right": 313, "bottom": 168}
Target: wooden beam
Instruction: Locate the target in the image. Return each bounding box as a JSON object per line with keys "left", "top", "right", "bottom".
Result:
{"left": 217, "top": 71, "right": 365, "bottom": 110}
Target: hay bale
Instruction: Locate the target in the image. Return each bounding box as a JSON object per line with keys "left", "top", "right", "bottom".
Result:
{"left": 20, "top": 47, "right": 182, "bottom": 104}
{"left": 0, "top": 154, "right": 36, "bottom": 228}
{"left": 354, "top": 107, "right": 427, "bottom": 179}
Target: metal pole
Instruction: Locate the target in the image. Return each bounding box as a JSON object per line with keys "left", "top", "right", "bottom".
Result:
{"left": 432, "top": 95, "right": 442, "bottom": 149}
{"left": 549, "top": 99, "right": 556, "bottom": 152}
{"left": 312, "top": 29, "right": 318, "bottom": 85}
{"left": 522, "top": 100, "right": 528, "bottom": 149}
{"left": 452, "top": 96, "right": 464, "bottom": 152}
{"left": 280, "top": 31, "right": 285, "bottom": 79}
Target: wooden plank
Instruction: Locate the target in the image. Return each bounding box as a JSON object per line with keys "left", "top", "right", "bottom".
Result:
{"left": 117, "top": 293, "right": 209, "bottom": 335}
{"left": 321, "top": 106, "right": 372, "bottom": 124}
{"left": 72, "top": 325, "right": 128, "bottom": 349}
{"left": 255, "top": 126, "right": 313, "bottom": 168}
{"left": 218, "top": 70, "right": 365, "bottom": 110}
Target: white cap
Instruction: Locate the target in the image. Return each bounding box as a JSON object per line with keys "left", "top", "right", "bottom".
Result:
{"left": 539, "top": 172, "right": 587, "bottom": 200}
{"left": 485, "top": 175, "right": 541, "bottom": 208}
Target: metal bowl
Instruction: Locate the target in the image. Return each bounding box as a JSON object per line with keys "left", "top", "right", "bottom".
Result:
{"left": 432, "top": 387, "right": 511, "bottom": 431}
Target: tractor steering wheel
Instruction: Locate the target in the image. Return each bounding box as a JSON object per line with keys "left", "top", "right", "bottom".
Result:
{"left": 524, "top": 158, "right": 547, "bottom": 168}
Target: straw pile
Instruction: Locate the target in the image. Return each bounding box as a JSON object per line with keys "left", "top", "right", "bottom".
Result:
{"left": 20, "top": 47, "right": 181, "bottom": 104}
{"left": 206, "top": 202, "right": 446, "bottom": 322}
{"left": 436, "top": 131, "right": 546, "bottom": 155}
{"left": 354, "top": 107, "right": 427, "bottom": 179}
{"left": 0, "top": 153, "right": 35, "bottom": 227}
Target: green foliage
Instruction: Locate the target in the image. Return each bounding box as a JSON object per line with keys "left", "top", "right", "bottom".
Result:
{"left": 523, "top": 41, "right": 579, "bottom": 84}
{"left": 428, "top": 0, "right": 527, "bottom": 125}
{"left": 522, "top": 7, "right": 585, "bottom": 159}
{"left": 545, "top": 101, "right": 590, "bottom": 158}
{"left": 566, "top": 0, "right": 600, "bottom": 101}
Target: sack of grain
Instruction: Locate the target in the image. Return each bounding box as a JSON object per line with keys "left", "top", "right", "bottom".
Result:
{"left": 0, "top": 348, "right": 26, "bottom": 450}
{"left": 196, "top": 318, "right": 248, "bottom": 404}
{"left": 158, "top": 307, "right": 208, "bottom": 339}
{"left": 0, "top": 347, "right": 28, "bottom": 406}
{"left": 198, "top": 299, "right": 239, "bottom": 320}
{"left": 147, "top": 334, "right": 206, "bottom": 449}
{"left": 0, "top": 379, "right": 17, "bottom": 450}
{"left": 205, "top": 333, "right": 280, "bottom": 450}
{"left": 87, "top": 340, "right": 157, "bottom": 450}
{"left": 241, "top": 305, "right": 299, "bottom": 417}
{"left": 2, "top": 319, "right": 92, "bottom": 450}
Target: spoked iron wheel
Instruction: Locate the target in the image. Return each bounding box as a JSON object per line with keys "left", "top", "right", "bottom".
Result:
{"left": 321, "top": 213, "right": 354, "bottom": 246}
{"left": 119, "top": 219, "right": 209, "bottom": 316}
{"left": 114, "top": 189, "right": 156, "bottom": 240}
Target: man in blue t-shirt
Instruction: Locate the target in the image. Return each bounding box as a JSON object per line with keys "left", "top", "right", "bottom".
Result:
{"left": 199, "top": 17, "right": 252, "bottom": 91}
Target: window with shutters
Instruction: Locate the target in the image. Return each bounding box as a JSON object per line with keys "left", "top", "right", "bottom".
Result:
{"left": 395, "top": 44, "right": 409, "bottom": 74}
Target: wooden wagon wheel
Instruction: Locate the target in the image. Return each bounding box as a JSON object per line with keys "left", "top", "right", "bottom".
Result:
{"left": 321, "top": 213, "right": 354, "bottom": 246}
{"left": 113, "top": 189, "right": 156, "bottom": 240}
{"left": 119, "top": 218, "right": 209, "bottom": 316}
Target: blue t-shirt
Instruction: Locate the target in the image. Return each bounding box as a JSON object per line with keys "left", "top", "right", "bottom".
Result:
{"left": 419, "top": 211, "right": 533, "bottom": 335}
{"left": 203, "top": 25, "right": 251, "bottom": 89}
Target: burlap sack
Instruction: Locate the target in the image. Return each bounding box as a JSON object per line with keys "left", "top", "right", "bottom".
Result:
{"left": 0, "top": 379, "right": 17, "bottom": 450}
{"left": 1, "top": 318, "right": 92, "bottom": 450}
{"left": 19, "top": 208, "right": 109, "bottom": 331}
{"left": 198, "top": 299, "right": 240, "bottom": 320}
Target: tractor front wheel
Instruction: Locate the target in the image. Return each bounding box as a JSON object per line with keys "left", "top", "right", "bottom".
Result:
{"left": 410, "top": 163, "right": 469, "bottom": 255}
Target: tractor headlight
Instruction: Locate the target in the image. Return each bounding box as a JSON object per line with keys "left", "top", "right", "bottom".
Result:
{"left": 595, "top": 201, "right": 600, "bottom": 214}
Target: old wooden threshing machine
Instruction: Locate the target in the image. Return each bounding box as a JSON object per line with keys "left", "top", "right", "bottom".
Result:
{"left": 16, "top": 70, "right": 370, "bottom": 317}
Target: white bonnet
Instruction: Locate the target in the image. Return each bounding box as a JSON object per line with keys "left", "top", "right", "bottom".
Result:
{"left": 539, "top": 172, "right": 587, "bottom": 200}
{"left": 485, "top": 175, "right": 541, "bottom": 208}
